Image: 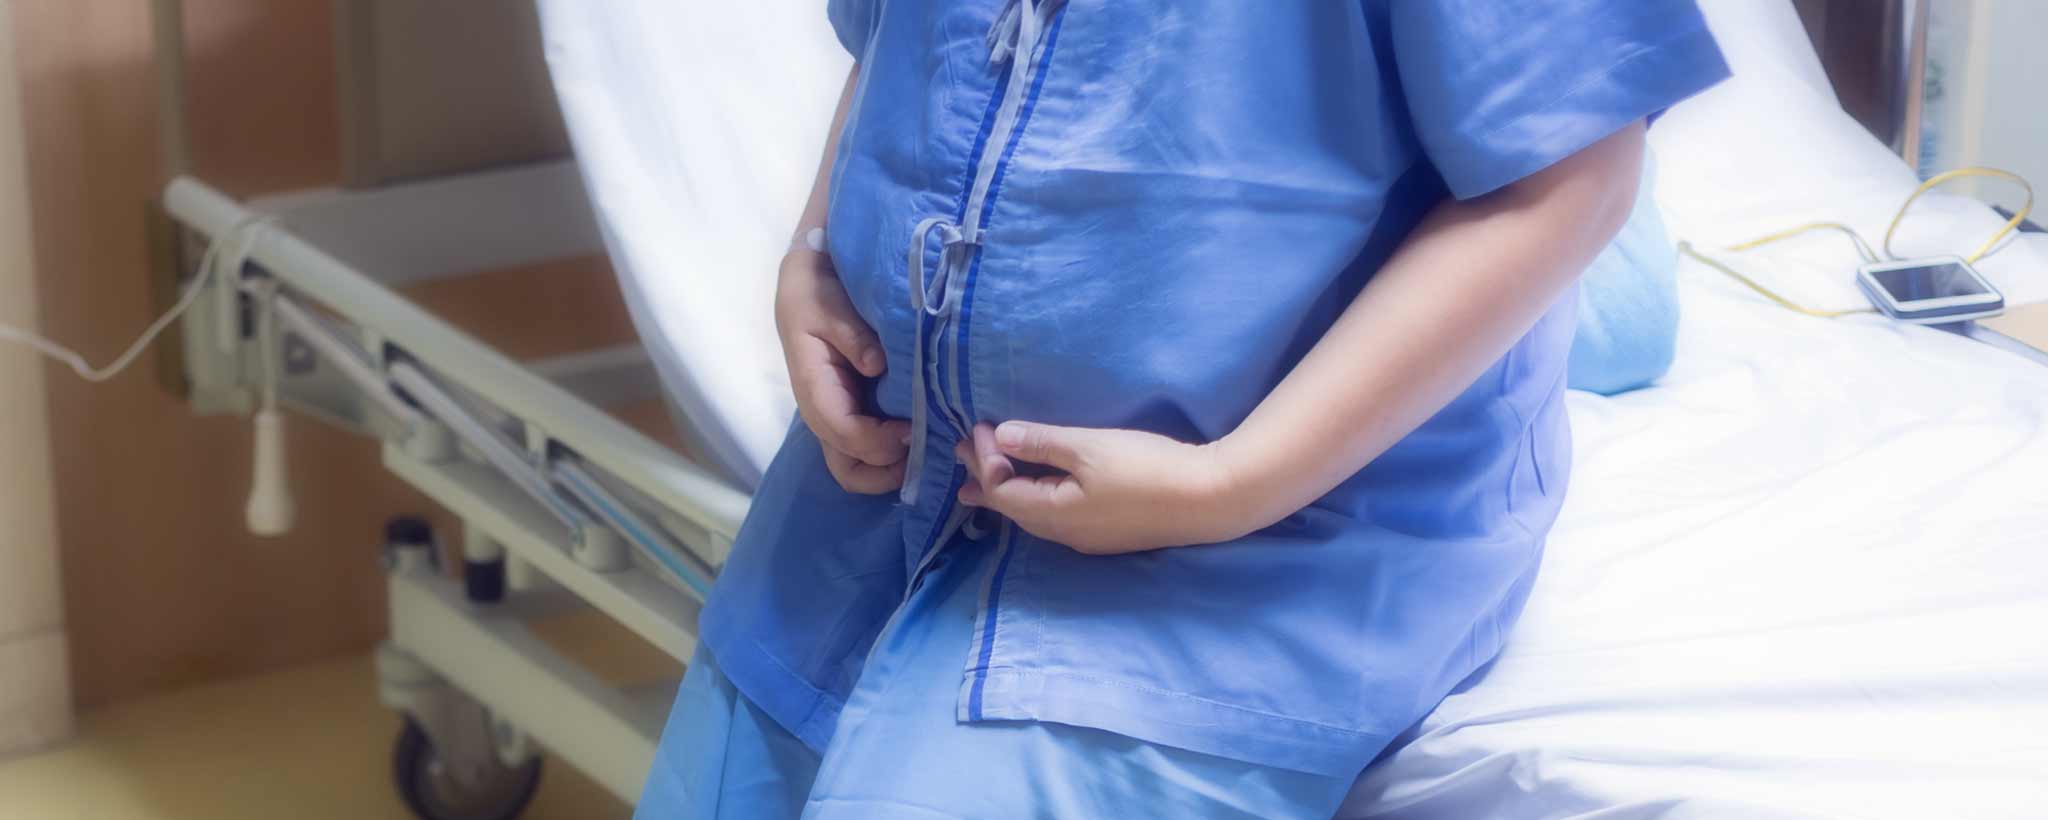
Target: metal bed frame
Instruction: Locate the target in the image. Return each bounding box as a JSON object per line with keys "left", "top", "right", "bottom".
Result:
{"left": 159, "top": 168, "right": 741, "bottom": 814}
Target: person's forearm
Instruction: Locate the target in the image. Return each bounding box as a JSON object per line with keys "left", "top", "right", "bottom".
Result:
{"left": 793, "top": 65, "right": 861, "bottom": 242}
{"left": 1209, "top": 124, "right": 1646, "bottom": 533}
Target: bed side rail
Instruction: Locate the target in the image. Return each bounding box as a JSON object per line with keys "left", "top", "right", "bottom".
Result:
{"left": 161, "top": 175, "right": 746, "bottom": 588}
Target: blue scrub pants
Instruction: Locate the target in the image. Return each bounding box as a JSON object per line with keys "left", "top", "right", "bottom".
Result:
{"left": 635, "top": 536, "right": 1356, "bottom": 819}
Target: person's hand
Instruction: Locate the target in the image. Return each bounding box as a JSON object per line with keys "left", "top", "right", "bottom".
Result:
{"left": 776, "top": 248, "right": 909, "bottom": 493}
{"left": 953, "top": 421, "right": 1247, "bottom": 554}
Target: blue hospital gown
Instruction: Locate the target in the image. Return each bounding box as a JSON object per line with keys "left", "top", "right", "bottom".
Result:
{"left": 691, "top": 0, "right": 1729, "bottom": 778}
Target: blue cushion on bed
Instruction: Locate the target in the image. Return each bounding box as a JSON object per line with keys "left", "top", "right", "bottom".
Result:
{"left": 1568, "top": 151, "right": 1679, "bottom": 395}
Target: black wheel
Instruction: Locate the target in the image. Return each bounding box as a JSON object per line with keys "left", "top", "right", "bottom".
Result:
{"left": 393, "top": 717, "right": 542, "bottom": 820}
{"left": 464, "top": 557, "right": 506, "bottom": 604}
{"left": 383, "top": 516, "right": 441, "bottom": 573}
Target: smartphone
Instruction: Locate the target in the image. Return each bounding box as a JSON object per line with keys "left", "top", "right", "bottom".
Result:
{"left": 1855, "top": 256, "right": 2005, "bottom": 324}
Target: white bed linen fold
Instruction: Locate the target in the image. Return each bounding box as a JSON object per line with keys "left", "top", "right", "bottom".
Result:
{"left": 1651, "top": 1, "right": 2048, "bottom": 311}
{"left": 1341, "top": 268, "right": 2048, "bottom": 819}
{"left": 1346, "top": 11, "right": 2048, "bottom": 813}
{"left": 538, "top": 0, "right": 849, "bottom": 486}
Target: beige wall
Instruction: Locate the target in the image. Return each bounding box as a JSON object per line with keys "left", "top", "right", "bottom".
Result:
{"left": 0, "top": 0, "right": 71, "bottom": 757}
{"left": 12, "top": 0, "right": 638, "bottom": 709}
{"left": 1927, "top": 0, "right": 2048, "bottom": 213}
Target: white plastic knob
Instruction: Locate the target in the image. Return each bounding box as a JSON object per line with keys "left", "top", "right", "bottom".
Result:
{"left": 245, "top": 408, "right": 296, "bottom": 536}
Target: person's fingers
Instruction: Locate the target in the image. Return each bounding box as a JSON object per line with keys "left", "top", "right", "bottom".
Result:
{"left": 780, "top": 253, "right": 884, "bottom": 378}
{"left": 970, "top": 424, "right": 1015, "bottom": 486}
{"left": 796, "top": 360, "right": 863, "bottom": 450}
{"left": 993, "top": 421, "right": 1088, "bottom": 473}
{"left": 822, "top": 444, "right": 906, "bottom": 495}
{"left": 954, "top": 432, "right": 1013, "bottom": 492}
{"left": 832, "top": 414, "right": 910, "bottom": 468}
{"left": 802, "top": 278, "right": 886, "bottom": 378}
{"left": 799, "top": 359, "right": 908, "bottom": 467}
{"left": 814, "top": 320, "right": 887, "bottom": 379}
{"left": 785, "top": 332, "right": 845, "bottom": 421}
{"left": 982, "top": 471, "right": 1079, "bottom": 523}
{"left": 957, "top": 477, "right": 984, "bottom": 507}
{"left": 885, "top": 419, "right": 913, "bottom": 447}
{"left": 848, "top": 460, "right": 907, "bottom": 494}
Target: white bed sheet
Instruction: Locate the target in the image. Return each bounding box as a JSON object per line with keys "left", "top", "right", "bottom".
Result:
{"left": 538, "top": 0, "right": 849, "bottom": 487}
{"left": 1340, "top": 271, "right": 2048, "bottom": 819}
{"left": 1337, "top": 5, "right": 2048, "bottom": 816}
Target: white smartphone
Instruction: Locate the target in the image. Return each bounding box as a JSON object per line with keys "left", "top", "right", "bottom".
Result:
{"left": 1855, "top": 256, "right": 2005, "bottom": 324}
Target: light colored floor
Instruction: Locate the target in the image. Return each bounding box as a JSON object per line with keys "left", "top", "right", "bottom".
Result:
{"left": 0, "top": 393, "right": 691, "bottom": 820}
{"left": 0, "top": 649, "right": 634, "bottom": 820}
{"left": 1984, "top": 300, "right": 2048, "bottom": 351}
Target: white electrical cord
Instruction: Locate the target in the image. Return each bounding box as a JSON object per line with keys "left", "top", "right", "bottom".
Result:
{"left": 244, "top": 276, "right": 295, "bottom": 536}
{"left": 0, "top": 215, "right": 275, "bottom": 382}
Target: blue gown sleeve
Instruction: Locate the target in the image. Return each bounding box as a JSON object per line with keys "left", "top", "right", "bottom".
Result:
{"left": 1387, "top": 0, "right": 1731, "bottom": 199}
{"left": 826, "top": 0, "right": 879, "bottom": 60}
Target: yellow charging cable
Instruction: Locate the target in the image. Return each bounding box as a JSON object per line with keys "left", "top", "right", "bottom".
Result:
{"left": 1883, "top": 166, "right": 2034, "bottom": 265}
{"left": 1677, "top": 240, "right": 1877, "bottom": 318}
{"left": 1681, "top": 166, "right": 2035, "bottom": 318}
{"left": 1728, "top": 221, "right": 1880, "bottom": 263}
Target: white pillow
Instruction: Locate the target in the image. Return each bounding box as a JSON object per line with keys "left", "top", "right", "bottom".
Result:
{"left": 1652, "top": 0, "right": 2048, "bottom": 310}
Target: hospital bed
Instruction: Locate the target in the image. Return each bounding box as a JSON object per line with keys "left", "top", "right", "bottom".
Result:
{"left": 1336, "top": 3, "right": 2048, "bottom": 816}
{"left": 151, "top": 0, "right": 2048, "bottom": 817}
{"left": 152, "top": 4, "right": 753, "bottom": 816}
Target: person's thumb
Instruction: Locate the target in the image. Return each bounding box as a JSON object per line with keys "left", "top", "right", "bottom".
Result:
{"left": 994, "top": 421, "right": 1087, "bottom": 473}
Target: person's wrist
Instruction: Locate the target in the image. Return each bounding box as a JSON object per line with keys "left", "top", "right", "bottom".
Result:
{"left": 781, "top": 247, "right": 829, "bottom": 274}
{"left": 790, "top": 225, "right": 827, "bottom": 254}
{"left": 1186, "top": 434, "right": 1271, "bottom": 543}
{"left": 778, "top": 241, "right": 833, "bottom": 285}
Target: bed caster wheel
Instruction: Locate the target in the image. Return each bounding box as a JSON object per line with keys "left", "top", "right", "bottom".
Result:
{"left": 464, "top": 557, "right": 506, "bottom": 603}
{"left": 383, "top": 516, "right": 442, "bottom": 575}
{"left": 393, "top": 717, "right": 542, "bottom": 820}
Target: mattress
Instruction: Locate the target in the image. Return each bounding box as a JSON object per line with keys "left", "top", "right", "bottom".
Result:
{"left": 538, "top": 0, "right": 849, "bottom": 487}
{"left": 1339, "top": 264, "right": 2048, "bottom": 818}
{"left": 1336, "top": 5, "right": 2048, "bottom": 816}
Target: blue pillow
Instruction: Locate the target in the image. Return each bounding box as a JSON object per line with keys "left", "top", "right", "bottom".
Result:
{"left": 1568, "top": 150, "right": 1679, "bottom": 395}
